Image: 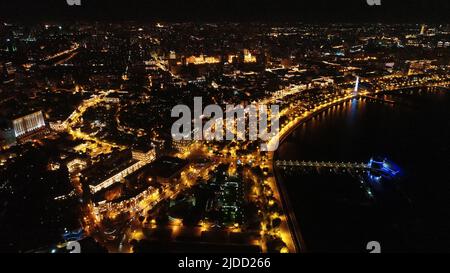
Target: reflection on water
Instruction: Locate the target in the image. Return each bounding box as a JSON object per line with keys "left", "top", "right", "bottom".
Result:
{"left": 276, "top": 90, "right": 450, "bottom": 252}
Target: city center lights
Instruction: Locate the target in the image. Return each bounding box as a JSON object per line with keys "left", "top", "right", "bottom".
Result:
{"left": 171, "top": 97, "right": 280, "bottom": 151}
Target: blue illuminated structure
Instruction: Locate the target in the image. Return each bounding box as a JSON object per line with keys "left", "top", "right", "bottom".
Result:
{"left": 367, "top": 157, "right": 401, "bottom": 180}
{"left": 63, "top": 228, "right": 84, "bottom": 242}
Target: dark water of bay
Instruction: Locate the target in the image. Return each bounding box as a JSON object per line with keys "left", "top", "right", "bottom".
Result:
{"left": 276, "top": 89, "right": 450, "bottom": 252}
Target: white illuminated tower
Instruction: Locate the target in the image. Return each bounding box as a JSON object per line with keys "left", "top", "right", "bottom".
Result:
{"left": 354, "top": 76, "right": 360, "bottom": 94}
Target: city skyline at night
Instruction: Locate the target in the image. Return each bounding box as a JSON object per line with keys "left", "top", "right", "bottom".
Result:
{"left": 0, "top": 0, "right": 449, "bottom": 260}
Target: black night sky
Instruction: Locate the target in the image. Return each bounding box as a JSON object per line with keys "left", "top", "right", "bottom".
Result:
{"left": 0, "top": 0, "right": 449, "bottom": 22}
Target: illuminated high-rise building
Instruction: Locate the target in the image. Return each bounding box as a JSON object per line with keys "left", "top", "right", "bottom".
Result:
{"left": 420, "top": 24, "right": 427, "bottom": 35}
{"left": 12, "top": 111, "right": 46, "bottom": 138}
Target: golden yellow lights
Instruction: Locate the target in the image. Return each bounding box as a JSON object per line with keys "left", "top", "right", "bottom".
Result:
{"left": 270, "top": 212, "right": 280, "bottom": 220}
{"left": 186, "top": 55, "right": 221, "bottom": 65}
{"left": 130, "top": 230, "right": 144, "bottom": 241}
{"left": 243, "top": 50, "right": 257, "bottom": 63}
{"left": 200, "top": 220, "right": 211, "bottom": 232}
{"left": 280, "top": 247, "right": 289, "bottom": 253}
{"left": 172, "top": 218, "right": 183, "bottom": 226}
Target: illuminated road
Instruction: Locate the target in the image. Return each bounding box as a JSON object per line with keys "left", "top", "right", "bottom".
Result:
{"left": 54, "top": 51, "right": 79, "bottom": 65}
{"left": 62, "top": 90, "right": 126, "bottom": 156}
{"left": 43, "top": 42, "right": 80, "bottom": 62}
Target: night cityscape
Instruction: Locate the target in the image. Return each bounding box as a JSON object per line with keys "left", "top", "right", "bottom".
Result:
{"left": 0, "top": 0, "right": 449, "bottom": 257}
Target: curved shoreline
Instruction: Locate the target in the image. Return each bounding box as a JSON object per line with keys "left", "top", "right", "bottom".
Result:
{"left": 270, "top": 95, "right": 358, "bottom": 252}
{"left": 271, "top": 86, "right": 450, "bottom": 252}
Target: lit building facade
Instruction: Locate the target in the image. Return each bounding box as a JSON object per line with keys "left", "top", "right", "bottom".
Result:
{"left": 185, "top": 55, "right": 221, "bottom": 65}
{"left": 12, "top": 111, "right": 46, "bottom": 138}
{"left": 89, "top": 160, "right": 148, "bottom": 194}
{"left": 132, "top": 148, "right": 157, "bottom": 163}
{"left": 243, "top": 49, "right": 257, "bottom": 63}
